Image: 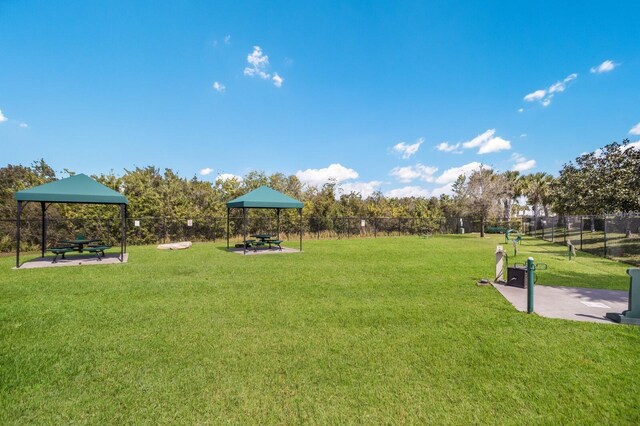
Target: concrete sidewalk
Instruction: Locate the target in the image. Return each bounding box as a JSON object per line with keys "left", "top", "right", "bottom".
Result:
{"left": 493, "top": 282, "right": 628, "bottom": 324}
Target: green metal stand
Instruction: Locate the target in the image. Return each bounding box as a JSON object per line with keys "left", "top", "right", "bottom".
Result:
{"left": 606, "top": 269, "right": 640, "bottom": 325}
{"left": 527, "top": 257, "right": 534, "bottom": 314}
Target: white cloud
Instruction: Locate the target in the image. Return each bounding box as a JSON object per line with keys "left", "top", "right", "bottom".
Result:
{"left": 0, "top": 110, "right": 7, "bottom": 123}
{"left": 520, "top": 133, "right": 527, "bottom": 138}
{"left": 272, "top": 73, "right": 283, "bottom": 88}
{"left": 295, "top": 163, "right": 359, "bottom": 187}
{"left": 435, "top": 141, "right": 462, "bottom": 153}
{"left": 217, "top": 173, "right": 242, "bottom": 182}
{"left": 389, "top": 165, "right": 420, "bottom": 182}
{"left": 518, "top": 108, "right": 524, "bottom": 113}
{"left": 199, "top": 167, "right": 214, "bottom": 176}
{"left": 462, "top": 129, "right": 494, "bottom": 148}
{"left": 247, "top": 46, "right": 269, "bottom": 70}
{"left": 340, "top": 181, "right": 382, "bottom": 198}
{"left": 461, "top": 129, "right": 511, "bottom": 154}
{"left": 524, "top": 89, "right": 546, "bottom": 102}
{"left": 548, "top": 73, "right": 577, "bottom": 94}
{"left": 478, "top": 136, "right": 510, "bottom": 154}
{"left": 435, "top": 161, "right": 487, "bottom": 185}
{"left": 386, "top": 186, "right": 432, "bottom": 198}
{"left": 628, "top": 141, "right": 640, "bottom": 150}
{"left": 390, "top": 164, "right": 438, "bottom": 183}
{"left": 243, "top": 46, "right": 284, "bottom": 86}
{"left": 392, "top": 138, "right": 424, "bottom": 159}
{"left": 224, "top": 35, "right": 231, "bottom": 44}
{"left": 19, "top": 122, "right": 28, "bottom": 128}
{"left": 511, "top": 153, "right": 536, "bottom": 172}
{"left": 244, "top": 46, "right": 271, "bottom": 79}
{"left": 523, "top": 73, "right": 577, "bottom": 107}
{"left": 590, "top": 60, "right": 616, "bottom": 74}
{"left": 212, "top": 81, "right": 226, "bottom": 92}
{"left": 622, "top": 141, "right": 640, "bottom": 151}
{"left": 431, "top": 183, "right": 455, "bottom": 197}
{"left": 629, "top": 122, "right": 640, "bottom": 136}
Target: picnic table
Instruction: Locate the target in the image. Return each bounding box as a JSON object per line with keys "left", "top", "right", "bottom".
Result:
{"left": 59, "top": 238, "right": 102, "bottom": 253}
{"left": 246, "top": 234, "right": 283, "bottom": 251}
{"left": 48, "top": 237, "right": 111, "bottom": 263}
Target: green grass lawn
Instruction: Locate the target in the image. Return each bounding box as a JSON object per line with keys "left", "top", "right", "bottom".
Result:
{"left": 1, "top": 235, "right": 639, "bottom": 424}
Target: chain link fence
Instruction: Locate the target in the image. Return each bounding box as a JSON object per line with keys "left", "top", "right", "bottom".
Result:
{"left": 0, "top": 215, "right": 512, "bottom": 253}
{"left": 524, "top": 214, "right": 640, "bottom": 266}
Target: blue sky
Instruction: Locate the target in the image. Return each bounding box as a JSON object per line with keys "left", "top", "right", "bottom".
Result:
{"left": 1, "top": 1, "right": 639, "bottom": 197}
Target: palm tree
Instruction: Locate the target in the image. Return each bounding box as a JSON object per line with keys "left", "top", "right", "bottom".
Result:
{"left": 523, "top": 172, "right": 554, "bottom": 225}
{"left": 501, "top": 171, "right": 522, "bottom": 223}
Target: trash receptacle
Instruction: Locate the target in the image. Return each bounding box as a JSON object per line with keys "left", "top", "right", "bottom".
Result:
{"left": 507, "top": 266, "right": 528, "bottom": 288}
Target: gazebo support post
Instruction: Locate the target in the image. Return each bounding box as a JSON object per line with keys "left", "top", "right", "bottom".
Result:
{"left": 41, "top": 202, "right": 46, "bottom": 258}
{"left": 16, "top": 201, "right": 22, "bottom": 268}
{"left": 298, "top": 208, "right": 303, "bottom": 252}
{"left": 277, "top": 208, "right": 281, "bottom": 240}
{"left": 120, "top": 204, "right": 125, "bottom": 262}
{"left": 124, "top": 204, "right": 128, "bottom": 254}
{"left": 226, "top": 208, "right": 230, "bottom": 250}
{"left": 243, "top": 208, "right": 247, "bottom": 255}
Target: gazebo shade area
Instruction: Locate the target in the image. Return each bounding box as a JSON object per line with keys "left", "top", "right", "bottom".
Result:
{"left": 14, "top": 174, "right": 129, "bottom": 268}
{"left": 226, "top": 186, "right": 304, "bottom": 254}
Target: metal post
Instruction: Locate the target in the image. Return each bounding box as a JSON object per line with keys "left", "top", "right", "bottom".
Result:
{"left": 299, "top": 208, "right": 303, "bottom": 252}
{"left": 41, "top": 202, "right": 46, "bottom": 258}
{"left": 226, "top": 209, "right": 230, "bottom": 250}
{"left": 551, "top": 222, "right": 554, "bottom": 242}
{"left": 16, "top": 201, "right": 22, "bottom": 268}
{"left": 243, "top": 208, "right": 247, "bottom": 255}
{"left": 163, "top": 217, "right": 167, "bottom": 243}
{"left": 124, "top": 205, "right": 128, "bottom": 253}
{"left": 120, "top": 204, "right": 125, "bottom": 262}
{"left": 277, "top": 208, "right": 280, "bottom": 240}
{"left": 527, "top": 257, "right": 534, "bottom": 314}
{"left": 580, "top": 216, "right": 583, "bottom": 251}
{"left": 603, "top": 214, "right": 607, "bottom": 258}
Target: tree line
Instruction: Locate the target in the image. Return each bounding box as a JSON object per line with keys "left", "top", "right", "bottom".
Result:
{"left": 1, "top": 138, "right": 638, "bottom": 245}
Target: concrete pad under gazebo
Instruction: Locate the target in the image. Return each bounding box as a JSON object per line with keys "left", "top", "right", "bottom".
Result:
{"left": 13, "top": 174, "right": 129, "bottom": 268}
{"left": 226, "top": 186, "right": 304, "bottom": 255}
{"left": 16, "top": 253, "right": 129, "bottom": 269}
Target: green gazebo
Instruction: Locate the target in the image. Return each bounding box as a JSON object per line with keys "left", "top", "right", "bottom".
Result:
{"left": 14, "top": 174, "right": 129, "bottom": 268}
{"left": 226, "top": 186, "right": 304, "bottom": 254}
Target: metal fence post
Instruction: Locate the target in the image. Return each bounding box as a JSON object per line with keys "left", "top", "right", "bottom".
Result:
{"left": 603, "top": 214, "right": 607, "bottom": 258}
{"left": 580, "top": 216, "right": 583, "bottom": 251}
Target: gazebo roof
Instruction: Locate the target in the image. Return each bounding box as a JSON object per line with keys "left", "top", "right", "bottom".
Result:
{"left": 226, "top": 186, "right": 303, "bottom": 209}
{"left": 14, "top": 173, "right": 129, "bottom": 205}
